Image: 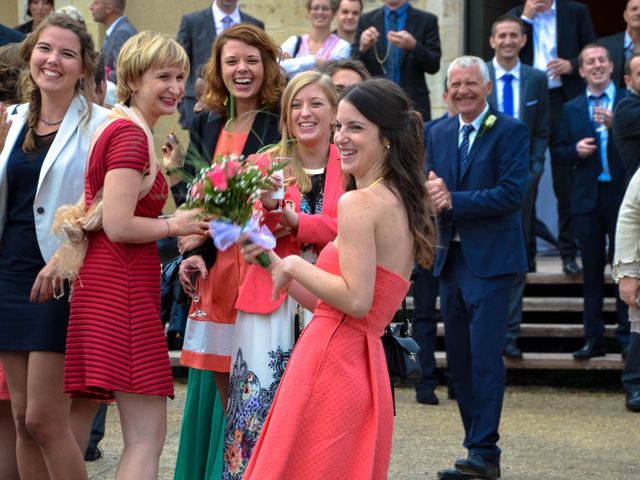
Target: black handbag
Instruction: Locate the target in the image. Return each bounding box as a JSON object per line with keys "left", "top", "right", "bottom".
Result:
{"left": 381, "top": 299, "right": 423, "bottom": 382}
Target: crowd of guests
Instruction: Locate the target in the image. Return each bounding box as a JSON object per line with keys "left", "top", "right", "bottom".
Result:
{"left": 0, "top": 0, "right": 640, "bottom": 479}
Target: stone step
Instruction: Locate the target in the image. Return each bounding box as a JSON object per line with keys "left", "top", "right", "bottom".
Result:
{"left": 405, "top": 296, "right": 617, "bottom": 312}
{"left": 434, "top": 323, "right": 616, "bottom": 338}
{"left": 527, "top": 257, "right": 613, "bottom": 285}
{"left": 434, "top": 351, "right": 623, "bottom": 370}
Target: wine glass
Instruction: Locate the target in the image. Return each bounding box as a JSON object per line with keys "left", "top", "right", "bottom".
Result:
{"left": 184, "top": 265, "right": 207, "bottom": 318}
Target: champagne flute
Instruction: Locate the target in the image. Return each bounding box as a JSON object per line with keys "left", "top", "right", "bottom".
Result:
{"left": 184, "top": 265, "right": 207, "bottom": 318}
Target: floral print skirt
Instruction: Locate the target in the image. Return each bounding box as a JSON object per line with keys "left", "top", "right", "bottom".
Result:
{"left": 223, "top": 296, "right": 299, "bottom": 479}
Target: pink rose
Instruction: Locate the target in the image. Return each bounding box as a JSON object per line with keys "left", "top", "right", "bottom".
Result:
{"left": 207, "top": 165, "right": 228, "bottom": 191}
{"left": 225, "top": 160, "right": 241, "bottom": 178}
{"left": 248, "top": 153, "right": 272, "bottom": 175}
{"left": 190, "top": 181, "right": 205, "bottom": 200}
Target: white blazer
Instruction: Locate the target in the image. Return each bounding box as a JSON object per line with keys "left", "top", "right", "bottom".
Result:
{"left": 0, "top": 95, "right": 110, "bottom": 262}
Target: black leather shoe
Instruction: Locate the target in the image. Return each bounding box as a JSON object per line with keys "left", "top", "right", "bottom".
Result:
{"left": 84, "top": 445, "right": 102, "bottom": 462}
{"left": 436, "top": 467, "right": 477, "bottom": 479}
{"left": 562, "top": 257, "right": 582, "bottom": 276}
{"left": 573, "top": 339, "right": 606, "bottom": 360}
{"left": 503, "top": 341, "right": 523, "bottom": 359}
{"left": 626, "top": 391, "right": 640, "bottom": 412}
{"left": 455, "top": 454, "right": 500, "bottom": 479}
{"left": 416, "top": 389, "right": 439, "bottom": 405}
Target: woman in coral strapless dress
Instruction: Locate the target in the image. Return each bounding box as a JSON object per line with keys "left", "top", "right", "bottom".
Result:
{"left": 241, "top": 79, "right": 436, "bottom": 480}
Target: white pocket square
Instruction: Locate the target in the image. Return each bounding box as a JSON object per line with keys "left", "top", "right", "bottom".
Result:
{"left": 526, "top": 100, "right": 539, "bottom": 106}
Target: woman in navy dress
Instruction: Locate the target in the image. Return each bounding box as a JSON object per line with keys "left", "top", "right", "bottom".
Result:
{"left": 0, "top": 14, "right": 108, "bottom": 479}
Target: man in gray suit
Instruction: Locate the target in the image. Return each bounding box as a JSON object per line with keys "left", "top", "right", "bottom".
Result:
{"left": 598, "top": 0, "right": 640, "bottom": 88}
{"left": 89, "top": 0, "right": 137, "bottom": 84}
{"left": 177, "top": 0, "right": 265, "bottom": 128}
{"left": 487, "top": 15, "right": 550, "bottom": 360}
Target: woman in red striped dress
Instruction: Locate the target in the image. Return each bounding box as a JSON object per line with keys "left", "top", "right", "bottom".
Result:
{"left": 63, "top": 32, "right": 207, "bottom": 479}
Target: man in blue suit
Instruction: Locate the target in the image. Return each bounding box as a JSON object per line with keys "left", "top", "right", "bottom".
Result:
{"left": 556, "top": 44, "right": 630, "bottom": 359}
{"left": 427, "top": 56, "right": 529, "bottom": 480}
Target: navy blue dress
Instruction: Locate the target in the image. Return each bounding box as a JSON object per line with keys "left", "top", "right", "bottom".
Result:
{"left": 0, "top": 127, "right": 70, "bottom": 353}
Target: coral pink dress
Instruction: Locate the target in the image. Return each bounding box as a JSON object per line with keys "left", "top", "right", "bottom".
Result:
{"left": 65, "top": 120, "right": 174, "bottom": 400}
{"left": 0, "top": 362, "right": 9, "bottom": 400}
{"left": 243, "top": 242, "right": 409, "bottom": 480}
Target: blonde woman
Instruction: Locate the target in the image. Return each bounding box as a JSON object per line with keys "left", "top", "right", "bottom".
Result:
{"left": 63, "top": 32, "right": 207, "bottom": 479}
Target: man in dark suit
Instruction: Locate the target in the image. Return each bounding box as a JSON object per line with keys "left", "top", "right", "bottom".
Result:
{"left": 177, "top": 0, "right": 264, "bottom": 128}
{"left": 556, "top": 44, "right": 629, "bottom": 359}
{"left": 89, "top": 0, "right": 137, "bottom": 84}
{"left": 353, "top": 0, "right": 440, "bottom": 120}
{"left": 427, "top": 56, "right": 529, "bottom": 480}
{"left": 509, "top": 0, "right": 596, "bottom": 276}
{"left": 598, "top": 0, "right": 640, "bottom": 88}
{"left": 487, "top": 15, "right": 550, "bottom": 360}
{"left": 0, "top": 24, "right": 24, "bottom": 47}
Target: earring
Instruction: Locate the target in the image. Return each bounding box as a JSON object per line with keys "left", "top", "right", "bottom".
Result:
{"left": 384, "top": 143, "right": 390, "bottom": 149}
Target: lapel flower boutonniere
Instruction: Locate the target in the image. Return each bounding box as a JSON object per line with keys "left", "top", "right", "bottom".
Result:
{"left": 476, "top": 113, "right": 497, "bottom": 139}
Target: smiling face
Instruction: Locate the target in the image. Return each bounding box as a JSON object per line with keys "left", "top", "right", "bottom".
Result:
{"left": 625, "top": 0, "right": 640, "bottom": 30}
{"left": 288, "top": 82, "right": 335, "bottom": 147}
{"left": 490, "top": 20, "right": 527, "bottom": 64}
{"left": 309, "top": 0, "right": 335, "bottom": 30}
{"left": 579, "top": 46, "right": 613, "bottom": 91}
{"left": 334, "top": 99, "right": 386, "bottom": 179}
{"left": 336, "top": 0, "right": 361, "bottom": 35}
{"left": 130, "top": 65, "right": 186, "bottom": 126}
{"left": 220, "top": 39, "right": 264, "bottom": 106}
{"left": 447, "top": 63, "right": 491, "bottom": 123}
{"left": 30, "top": 26, "right": 86, "bottom": 100}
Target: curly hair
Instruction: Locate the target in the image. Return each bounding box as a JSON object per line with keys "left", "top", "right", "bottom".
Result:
{"left": 200, "top": 23, "right": 285, "bottom": 115}
{"left": 0, "top": 44, "right": 26, "bottom": 104}
{"left": 341, "top": 79, "right": 436, "bottom": 268}
{"left": 18, "top": 13, "right": 97, "bottom": 152}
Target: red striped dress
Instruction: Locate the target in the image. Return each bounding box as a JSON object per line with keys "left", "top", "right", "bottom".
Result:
{"left": 64, "top": 119, "right": 174, "bottom": 400}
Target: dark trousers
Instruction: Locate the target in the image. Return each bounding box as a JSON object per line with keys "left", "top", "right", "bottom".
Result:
{"left": 506, "top": 173, "right": 541, "bottom": 343}
{"left": 86, "top": 403, "right": 107, "bottom": 451}
{"left": 178, "top": 96, "right": 196, "bottom": 129}
{"left": 572, "top": 182, "right": 629, "bottom": 344}
{"left": 623, "top": 332, "right": 640, "bottom": 393}
{"left": 440, "top": 244, "right": 514, "bottom": 465}
{"left": 550, "top": 88, "right": 578, "bottom": 259}
{"left": 412, "top": 264, "right": 439, "bottom": 393}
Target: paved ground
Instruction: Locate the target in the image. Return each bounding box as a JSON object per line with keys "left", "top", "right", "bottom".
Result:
{"left": 87, "top": 380, "right": 639, "bottom": 480}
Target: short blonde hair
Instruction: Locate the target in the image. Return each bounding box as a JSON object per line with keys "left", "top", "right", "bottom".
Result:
{"left": 116, "top": 31, "right": 189, "bottom": 103}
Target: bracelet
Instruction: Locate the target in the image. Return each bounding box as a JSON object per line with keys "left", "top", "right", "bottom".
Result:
{"left": 164, "top": 218, "right": 172, "bottom": 237}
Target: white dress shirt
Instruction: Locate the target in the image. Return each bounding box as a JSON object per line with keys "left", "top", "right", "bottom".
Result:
{"left": 522, "top": 0, "right": 562, "bottom": 89}
{"left": 212, "top": 3, "right": 242, "bottom": 36}
{"left": 493, "top": 58, "right": 521, "bottom": 119}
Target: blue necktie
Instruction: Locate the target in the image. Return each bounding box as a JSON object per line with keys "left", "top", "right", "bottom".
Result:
{"left": 588, "top": 93, "right": 612, "bottom": 182}
{"left": 458, "top": 124, "right": 475, "bottom": 175}
{"left": 502, "top": 73, "right": 514, "bottom": 117}
{"left": 221, "top": 15, "right": 234, "bottom": 31}
{"left": 385, "top": 11, "right": 398, "bottom": 81}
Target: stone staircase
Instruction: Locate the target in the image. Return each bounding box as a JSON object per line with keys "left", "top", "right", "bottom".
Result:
{"left": 414, "top": 257, "right": 624, "bottom": 371}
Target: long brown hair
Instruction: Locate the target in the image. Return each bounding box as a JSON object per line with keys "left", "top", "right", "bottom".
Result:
{"left": 18, "top": 13, "right": 97, "bottom": 152}
{"left": 201, "top": 24, "right": 285, "bottom": 115}
{"left": 341, "top": 79, "right": 435, "bottom": 268}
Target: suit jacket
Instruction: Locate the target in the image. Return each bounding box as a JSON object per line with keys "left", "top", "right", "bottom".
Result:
{"left": 0, "top": 96, "right": 109, "bottom": 261}
{"left": 555, "top": 87, "right": 627, "bottom": 214}
{"left": 613, "top": 90, "right": 640, "bottom": 182}
{"left": 177, "top": 7, "right": 264, "bottom": 99}
{"left": 102, "top": 16, "right": 138, "bottom": 83}
{"left": 508, "top": 0, "right": 595, "bottom": 100}
{"left": 423, "top": 113, "right": 448, "bottom": 171}
{"left": 426, "top": 109, "right": 529, "bottom": 278}
{"left": 597, "top": 32, "right": 626, "bottom": 88}
{"left": 353, "top": 5, "right": 441, "bottom": 120}
{"left": 487, "top": 62, "right": 550, "bottom": 178}
{"left": 236, "top": 145, "right": 344, "bottom": 314}
{"left": 0, "top": 24, "right": 24, "bottom": 46}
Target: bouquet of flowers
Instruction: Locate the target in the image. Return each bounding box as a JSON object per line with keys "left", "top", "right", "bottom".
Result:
{"left": 184, "top": 153, "right": 287, "bottom": 267}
